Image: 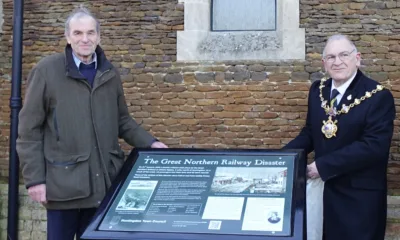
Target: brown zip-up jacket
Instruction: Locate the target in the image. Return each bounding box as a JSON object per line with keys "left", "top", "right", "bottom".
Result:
{"left": 16, "top": 45, "right": 155, "bottom": 209}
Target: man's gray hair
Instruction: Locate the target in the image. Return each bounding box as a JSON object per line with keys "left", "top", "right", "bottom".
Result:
{"left": 64, "top": 5, "right": 100, "bottom": 37}
{"left": 322, "top": 34, "right": 358, "bottom": 58}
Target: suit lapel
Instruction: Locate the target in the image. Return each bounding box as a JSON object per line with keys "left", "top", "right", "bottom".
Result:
{"left": 322, "top": 78, "right": 332, "bottom": 106}
{"left": 317, "top": 78, "right": 332, "bottom": 122}
{"left": 315, "top": 79, "right": 332, "bottom": 151}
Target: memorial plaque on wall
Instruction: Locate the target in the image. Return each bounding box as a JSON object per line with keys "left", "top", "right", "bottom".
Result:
{"left": 82, "top": 149, "right": 306, "bottom": 240}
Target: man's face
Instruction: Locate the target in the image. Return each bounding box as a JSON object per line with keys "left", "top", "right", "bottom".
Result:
{"left": 322, "top": 39, "right": 360, "bottom": 83}
{"left": 66, "top": 16, "right": 100, "bottom": 61}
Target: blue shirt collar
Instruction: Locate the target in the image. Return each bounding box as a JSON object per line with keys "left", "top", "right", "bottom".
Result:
{"left": 72, "top": 51, "right": 97, "bottom": 69}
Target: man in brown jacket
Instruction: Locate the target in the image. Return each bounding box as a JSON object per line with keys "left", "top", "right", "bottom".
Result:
{"left": 16, "top": 6, "right": 167, "bottom": 240}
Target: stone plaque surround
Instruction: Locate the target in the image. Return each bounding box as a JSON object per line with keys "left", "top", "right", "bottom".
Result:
{"left": 177, "top": 0, "right": 305, "bottom": 61}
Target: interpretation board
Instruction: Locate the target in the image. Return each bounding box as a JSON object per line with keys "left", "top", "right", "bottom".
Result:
{"left": 82, "top": 148, "right": 306, "bottom": 240}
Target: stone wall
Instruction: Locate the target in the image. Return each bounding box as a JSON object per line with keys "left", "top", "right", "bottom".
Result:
{"left": 0, "top": 185, "right": 46, "bottom": 240}
{"left": 0, "top": 0, "right": 400, "bottom": 238}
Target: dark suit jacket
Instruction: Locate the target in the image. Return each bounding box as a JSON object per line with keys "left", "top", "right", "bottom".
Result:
{"left": 285, "top": 70, "right": 395, "bottom": 240}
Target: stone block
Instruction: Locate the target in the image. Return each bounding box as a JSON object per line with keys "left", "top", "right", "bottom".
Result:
{"left": 269, "top": 73, "right": 290, "bottom": 82}
{"left": 214, "top": 112, "right": 242, "bottom": 118}
{"left": 349, "top": 3, "right": 366, "bottom": 10}
{"left": 228, "top": 91, "right": 252, "bottom": 98}
{"left": 251, "top": 72, "right": 268, "bottom": 81}
{"left": 194, "top": 85, "right": 221, "bottom": 92}
{"left": 285, "top": 91, "right": 307, "bottom": 99}
{"left": 0, "top": 219, "right": 7, "bottom": 230}
{"left": 280, "top": 112, "right": 300, "bottom": 120}
{"left": 232, "top": 71, "right": 250, "bottom": 81}
{"left": 390, "top": 45, "right": 400, "bottom": 52}
{"left": 366, "top": 2, "right": 387, "bottom": 9}
{"left": 248, "top": 64, "right": 265, "bottom": 72}
{"left": 261, "top": 112, "right": 278, "bottom": 119}
{"left": 384, "top": 66, "right": 399, "bottom": 72}
{"left": 291, "top": 72, "right": 310, "bottom": 81}
{"left": 205, "top": 92, "right": 227, "bottom": 99}
{"left": 221, "top": 104, "right": 249, "bottom": 112}
{"left": 310, "top": 72, "right": 324, "bottom": 82}
{"left": 368, "top": 72, "right": 389, "bottom": 81}
{"left": 195, "top": 73, "right": 215, "bottom": 82}
{"left": 31, "top": 230, "right": 47, "bottom": 240}
{"left": 18, "top": 231, "right": 32, "bottom": 240}
{"left": 196, "top": 99, "right": 216, "bottom": 106}
{"left": 165, "top": 74, "right": 183, "bottom": 83}
{"left": 170, "top": 111, "right": 194, "bottom": 119}
{"left": 18, "top": 208, "right": 32, "bottom": 220}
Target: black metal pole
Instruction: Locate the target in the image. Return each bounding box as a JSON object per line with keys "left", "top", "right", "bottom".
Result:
{"left": 8, "top": 0, "right": 24, "bottom": 239}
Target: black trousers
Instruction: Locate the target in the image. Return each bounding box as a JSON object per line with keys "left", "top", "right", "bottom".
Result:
{"left": 47, "top": 208, "right": 97, "bottom": 240}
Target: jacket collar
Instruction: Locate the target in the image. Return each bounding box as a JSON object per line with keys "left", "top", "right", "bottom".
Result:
{"left": 64, "top": 44, "right": 113, "bottom": 79}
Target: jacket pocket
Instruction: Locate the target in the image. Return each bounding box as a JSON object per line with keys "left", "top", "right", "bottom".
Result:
{"left": 108, "top": 150, "right": 125, "bottom": 181}
{"left": 351, "top": 177, "right": 385, "bottom": 190}
{"left": 46, "top": 154, "right": 90, "bottom": 201}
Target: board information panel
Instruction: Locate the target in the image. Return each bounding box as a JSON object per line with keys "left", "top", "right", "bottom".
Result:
{"left": 82, "top": 149, "right": 306, "bottom": 240}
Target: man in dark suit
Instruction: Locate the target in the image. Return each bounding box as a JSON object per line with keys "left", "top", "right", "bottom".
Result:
{"left": 285, "top": 34, "right": 395, "bottom": 240}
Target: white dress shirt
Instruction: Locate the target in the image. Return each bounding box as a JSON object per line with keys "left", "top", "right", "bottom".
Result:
{"left": 330, "top": 71, "right": 357, "bottom": 104}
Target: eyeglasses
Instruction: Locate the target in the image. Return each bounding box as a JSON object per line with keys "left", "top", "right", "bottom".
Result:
{"left": 324, "top": 49, "right": 356, "bottom": 63}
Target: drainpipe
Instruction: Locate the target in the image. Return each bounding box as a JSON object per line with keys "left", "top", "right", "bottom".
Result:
{"left": 8, "top": 0, "right": 24, "bottom": 239}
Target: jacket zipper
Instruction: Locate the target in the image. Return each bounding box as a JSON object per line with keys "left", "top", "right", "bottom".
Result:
{"left": 90, "top": 68, "right": 114, "bottom": 187}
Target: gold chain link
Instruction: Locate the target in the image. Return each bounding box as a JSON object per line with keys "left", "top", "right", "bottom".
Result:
{"left": 319, "top": 78, "right": 384, "bottom": 116}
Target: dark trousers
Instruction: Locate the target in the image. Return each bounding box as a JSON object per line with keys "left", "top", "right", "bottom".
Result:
{"left": 47, "top": 208, "right": 97, "bottom": 240}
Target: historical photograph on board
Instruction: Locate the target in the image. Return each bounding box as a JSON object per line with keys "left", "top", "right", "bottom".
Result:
{"left": 116, "top": 180, "right": 158, "bottom": 211}
{"left": 211, "top": 167, "right": 287, "bottom": 194}
{"left": 242, "top": 197, "right": 285, "bottom": 232}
